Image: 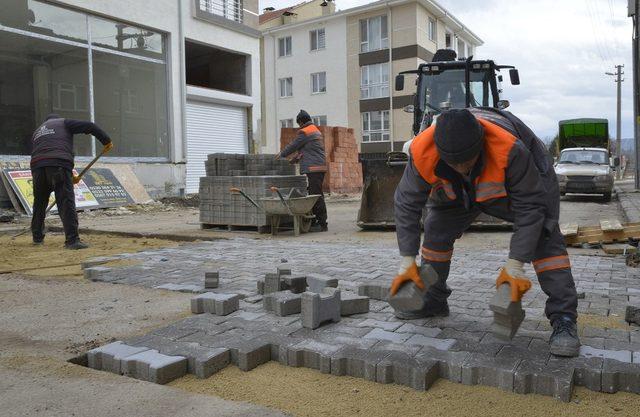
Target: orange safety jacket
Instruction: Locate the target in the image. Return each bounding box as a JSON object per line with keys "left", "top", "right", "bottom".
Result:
{"left": 280, "top": 122, "right": 327, "bottom": 174}
{"left": 410, "top": 118, "right": 517, "bottom": 203}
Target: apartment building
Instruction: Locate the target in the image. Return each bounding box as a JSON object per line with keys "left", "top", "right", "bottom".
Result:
{"left": 1, "top": 0, "right": 262, "bottom": 196}
{"left": 260, "top": 0, "right": 482, "bottom": 154}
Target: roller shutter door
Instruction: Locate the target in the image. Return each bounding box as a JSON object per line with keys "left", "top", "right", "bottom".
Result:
{"left": 185, "top": 100, "right": 248, "bottom": 193}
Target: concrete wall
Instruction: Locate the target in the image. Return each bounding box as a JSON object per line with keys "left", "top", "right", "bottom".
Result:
{"left": 49, "top": 0, "right": 261, "bottom": 196}
{"left": 262, "top": 15, "right": 348, "bottom": 154}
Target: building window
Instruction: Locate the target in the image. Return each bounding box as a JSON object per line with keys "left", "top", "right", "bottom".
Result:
{"left": 362, "top": 111, "right": 390, "bottom": 142}
{"left": 311, "top": 72, "right": 326, "bottom": 94}
{"left": 428, "top": 17, "right": 436, "bottom": 42}
{"left": 445, "top": 30, "right": 453, "bottom": 49}
{"left": 278, "top": 36, "right": 292, "bottom": 57}
{"left": 0, "top": 4, "right": 169, "bottom": 158}
{"left": 310, "top": 28, "right": 325, "bottom": 51}
{"left": 280, "top": 119, "right": 294, "bottom": 128}
{"left": 199, "top": 0, "right": 243, "bottom": 24}
{"left": 312, "top": 115, "right": 327, "bottom": 126}
{"left": 360, "top": 15, "right": 388, "bottom": 53}
{"left": 360, "top": 63, "right": 389, "bottom": 99}
{"left": 279, "top": 77, "right": 293, "bottom": 98}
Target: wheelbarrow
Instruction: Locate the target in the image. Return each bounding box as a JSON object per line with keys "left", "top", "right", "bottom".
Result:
{"left": 230, "top": 186, "right": 320, "bottom": 236}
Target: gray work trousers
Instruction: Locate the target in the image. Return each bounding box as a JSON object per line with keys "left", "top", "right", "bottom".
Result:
{"left": 421, "top": 201, "right": 578, "bottom": 324}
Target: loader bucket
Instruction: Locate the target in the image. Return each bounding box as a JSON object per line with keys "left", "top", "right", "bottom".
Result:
{"left": 357, "top": 152, "right": 407, "bottom": 229}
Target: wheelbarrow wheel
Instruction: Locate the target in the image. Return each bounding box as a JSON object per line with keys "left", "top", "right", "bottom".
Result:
{"left": 300, "top": 216, "right": 313, "bottom": 233}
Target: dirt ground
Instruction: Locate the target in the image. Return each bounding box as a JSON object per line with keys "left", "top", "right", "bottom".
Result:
{"left": 0, "top": 232, "right": 178, "bottom": 277}
{"left": 171, "top": 363, "right": 640, "bottom": 417}
{"left": 0, "top": 194, "right": 636, "bottom": 416}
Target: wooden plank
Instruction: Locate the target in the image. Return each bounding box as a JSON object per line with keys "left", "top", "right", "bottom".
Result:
{"left": 564, "top": 223, "right": 640, "bottom": 245}
{"left": 602, "top": 244, "right": 637, "bottom": 255}
{"left": 0, "top": 171, "right": 25, "bottom": 214}
{"left": 600, "top": 219, "right": 624, "bottom": 232}
{"left": 560, "top": 223, "right": 579, "bottom": 237}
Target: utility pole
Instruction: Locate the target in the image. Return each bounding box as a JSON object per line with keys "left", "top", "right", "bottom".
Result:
{"left": 631, "top": 0, "right": 640, "bottom": 188}
{"left": 606, "top": 65, "right": 624, "bottom": 179}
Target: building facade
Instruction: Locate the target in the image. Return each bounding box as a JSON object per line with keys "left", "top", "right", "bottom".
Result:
{"left": 260, "top": 0, "right": 482, "bottom": 154}
{"left": 1, "top": 0, "right": 262, "bottom": 196}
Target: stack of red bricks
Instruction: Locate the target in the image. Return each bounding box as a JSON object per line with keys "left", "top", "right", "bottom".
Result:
{"left": 280, "top": 126, "right": 363, "bottom": 194}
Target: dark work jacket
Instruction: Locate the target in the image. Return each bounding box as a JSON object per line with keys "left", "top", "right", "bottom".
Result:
{"left": 279, "top": 122, "right": 327, "bottom": 174}
{"left": 30, "top": 117, "right": 111, "bottom": 170}
{"left": 394, "top": 107, "right": 558, "bottom": 263}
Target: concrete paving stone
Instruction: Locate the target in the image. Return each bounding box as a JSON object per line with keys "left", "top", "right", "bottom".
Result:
{"left": 437, "top": 328, "right": 485, "bottom": 343}
{"left": 395, "top": 323, "right": 442, "bottom": 338}
{"left": 513, "top": 359, "right": 575, "bottom": 402}
{"left": 388, "top": 266, "right": 437, "bottom": 313}
{"left": 288, "top": 340, "right": 343, "bottom": 374}
{"left": 415, "top": 347, "right": 471, "bottom": 383}
{"left": 579, "top": 345, "right": 632, "bottom": 363}
{"left": 263, "top": 290, "right": 302, "bottom": 316}
{"left": 229, "top": 311, "right": 266, "bottom": 321}
{"left": 405, "top": 334, "right": 456, "bottom": 351}
{"left": 301, "top": 288, "right": 341, "bottom": 329}
{"left": 121, "top": 349, "right": 187, "bottom": 384}
{"left": 357, "top": 319, "right": 402, "bottom": 332}
{"left": 497, "top": 345, "right": 550, "bottom": 362}
{"left": 242, "top": 294, "right": 264, "bottom": 304}
{"left": 277, "top": 266, "right": 292, "bottom": 276}
{"left": 602, "top": 358, "right": 640, "bottom": 393}
{"left": 580, "top": 337, "right": 606, "bottom": 349}
{"left": 549, "top": 356, "right": 603, "bottom": 392}
{"left": 375, "top": 351, "right": 440, "bottom": 390}
{"left": 364, "top": 328, "right": 412, "bottom": 344}
{"left": 283, "top": 275, "right": 307, "bottom": 294}
{"left": 306, "top": 274, "right": 339, "bottom": 293}
{"left": 330, "top": 346, "right": 390, "bottom": 380}
{"left": 257, "top": 279, "right": 265, "bottom": 295}
{"left": 87, "top": 341, "right": 150, "bottom": 374}
{"left": 314, "top": 333, "right": 378, "bottom": 350}
{"left": 604, "top": 339, "right": 636, "bottom": 351}
{"left": 605, "top": 328, "right": 631, "bottom": 342}
{"left": 258, "top": 334, "right": 299, "bottom": 365}
{"left": 357, "top": 281, "right": 390, "bottom": 301}
{"left": 160, "top": 343, "right": 230, "bottom": 379}
{"left": 84, "top": 266, "right": 112, "bottom": 281}
{"left": 634, "top": 351, "right": 640, "bottom": 363}
{"left": 461, "top": 353, "right": 521, "bottom": 391}
{"left": 340, "top": 292, "right": 370, "bottom": 316}
{"left": 582, "top": 326, "right": 608, "bottom": 338}
{"left": 204, "top": 271, "right": 219, "bottom": 289}
{"left": 264, "top": 273, "right": 282, "bottom": 294}
{"left": 150, "top": 326, "right": 200, "bottom": 342}
{"left": 236, "top": 338, "right": 273, "bottom": 371}
{"left": 191, "top": 292, "right": 241, "bottom": 316}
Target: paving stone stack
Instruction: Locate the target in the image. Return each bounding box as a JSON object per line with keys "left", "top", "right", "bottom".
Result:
{"left": 199, "top": 153, "right": 306, "bottom": 228}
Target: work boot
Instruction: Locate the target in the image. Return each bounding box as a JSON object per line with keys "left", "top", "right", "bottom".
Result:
{"left": 394, "top": 297, "right": 449, "bottom": 320}
{"left": 32, "top": 239, "right": 44, "bottom": 246}
{"left": 549, "top": 316, "right": 581, "bottom": 357}
{"left": 65, "top": 239, "right": 89, "bottom": 250}
{"left": 310, "top": 224, "right": 328, "bottom": 232}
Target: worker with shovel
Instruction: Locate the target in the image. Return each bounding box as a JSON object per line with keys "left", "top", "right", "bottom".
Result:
{"left": 392, "top": 108, "right": 580, "bottom": 357}
{"left": 276, "top": 110, "right": 328, "bottom": 232}
{"left": 30, "top": 114, "right": 112, "bottom": 249}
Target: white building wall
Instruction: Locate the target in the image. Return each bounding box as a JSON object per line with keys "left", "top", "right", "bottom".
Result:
{"left": 262, "top": 16, "right": 348, "bottom": 154}
{"left": 50, "top": 0, "right": 261, "bottom": 195}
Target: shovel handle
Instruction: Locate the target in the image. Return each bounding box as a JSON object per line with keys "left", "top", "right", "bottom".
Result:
{"left": 270, "top": 186, "right": 293, "bottom": 216}
{"left": 230, "top": 187, "right": 262, "bottom": 211}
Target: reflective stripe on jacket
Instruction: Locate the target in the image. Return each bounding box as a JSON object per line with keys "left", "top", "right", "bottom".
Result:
{"left": 280, "top": 122, "right": 327, "bottom": 174}
{"left": 394, "top": 108, "right": 555, "bottom": 263}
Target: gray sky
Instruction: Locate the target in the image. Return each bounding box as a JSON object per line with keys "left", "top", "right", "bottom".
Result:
{"left": 260, "top": 0, "right": 634, "bottom": 140}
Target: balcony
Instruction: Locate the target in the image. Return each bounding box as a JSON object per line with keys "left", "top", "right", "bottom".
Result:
{"left": 199, "top": 0, "right": 243, "bottom": 24}
{"left": 194, "top": 0, "right": 259, "bottom": 35}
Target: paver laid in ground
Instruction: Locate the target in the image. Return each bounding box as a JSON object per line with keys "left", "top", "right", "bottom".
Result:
{"left": 82, "top": 238, "right": 640, "bottom": 401}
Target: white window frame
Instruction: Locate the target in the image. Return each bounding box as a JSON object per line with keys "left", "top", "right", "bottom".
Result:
{"left": 361, "top": 111, "right": 390, "bottom": 143}
{"left": 310, "top": 28, "right": 325, "bottom": 51}
{"left": 360, "top": 63, "right": 389, "bottom": 99}
{"left": 458, "top": 38, "right": 467, "bottom": 59}
{"left": 278, "top": 36, "right": 292, "bottom": 58}
{"left": 279, "top": 77, "right": 293, "bottom": 98}
{"left": 310, "top": 71, "right": 327, "bottom": 94}
{"left": 360, "top": 15, "right": 388, "bottom": 53}
{"left": 428, "top": 17, "right": 436, "bottom": 42}
{"left": 445, "top": 28, "right": 454, "bottom": 50}
{"left": 53, "top": 82, "right": 88, "bottom": 112}
{"left": 312, "top": 115, "right": 327, "bottom": 126}
{"left": 280, "top": 119, "right": 294, "bottom": 128}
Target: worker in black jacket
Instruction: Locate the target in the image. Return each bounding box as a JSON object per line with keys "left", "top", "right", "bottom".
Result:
{"left": 30, "top": 114, "right": 112, "bottom": 249}
{"left": 277, "top": 110, "right": 328, "bottom": 232}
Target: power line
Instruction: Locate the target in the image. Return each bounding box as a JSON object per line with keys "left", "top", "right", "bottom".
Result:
{"left": 585, "top": 0, "right": 613, "bottom": 70}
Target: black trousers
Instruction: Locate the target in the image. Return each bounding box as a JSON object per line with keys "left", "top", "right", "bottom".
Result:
{"left": 31, "top": 166, "right": 79, "bottom": 244}
{"left": 306, "top": 172, "right": 328, "bottom": 227}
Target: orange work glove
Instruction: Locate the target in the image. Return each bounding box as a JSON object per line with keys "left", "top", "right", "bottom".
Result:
{"left": 103, "top": 142, "right": 114, "bottom": 153}
{"left": 496, "top": 259, "right": 532, "bottom": 302}
{"left": 390, "top": 258, "right": 425, "bottom": 296}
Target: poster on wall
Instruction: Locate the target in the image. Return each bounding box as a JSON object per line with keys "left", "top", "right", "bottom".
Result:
{"left": 1, "top": 169, "right": 99, "bottom": 216}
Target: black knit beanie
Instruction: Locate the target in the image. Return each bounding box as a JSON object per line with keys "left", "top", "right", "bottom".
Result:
{"left": 434, "top": 109, "right": 484, "bottom": 164}
{"left": 296, "top": 109, "right": 311, "bottom": 125}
